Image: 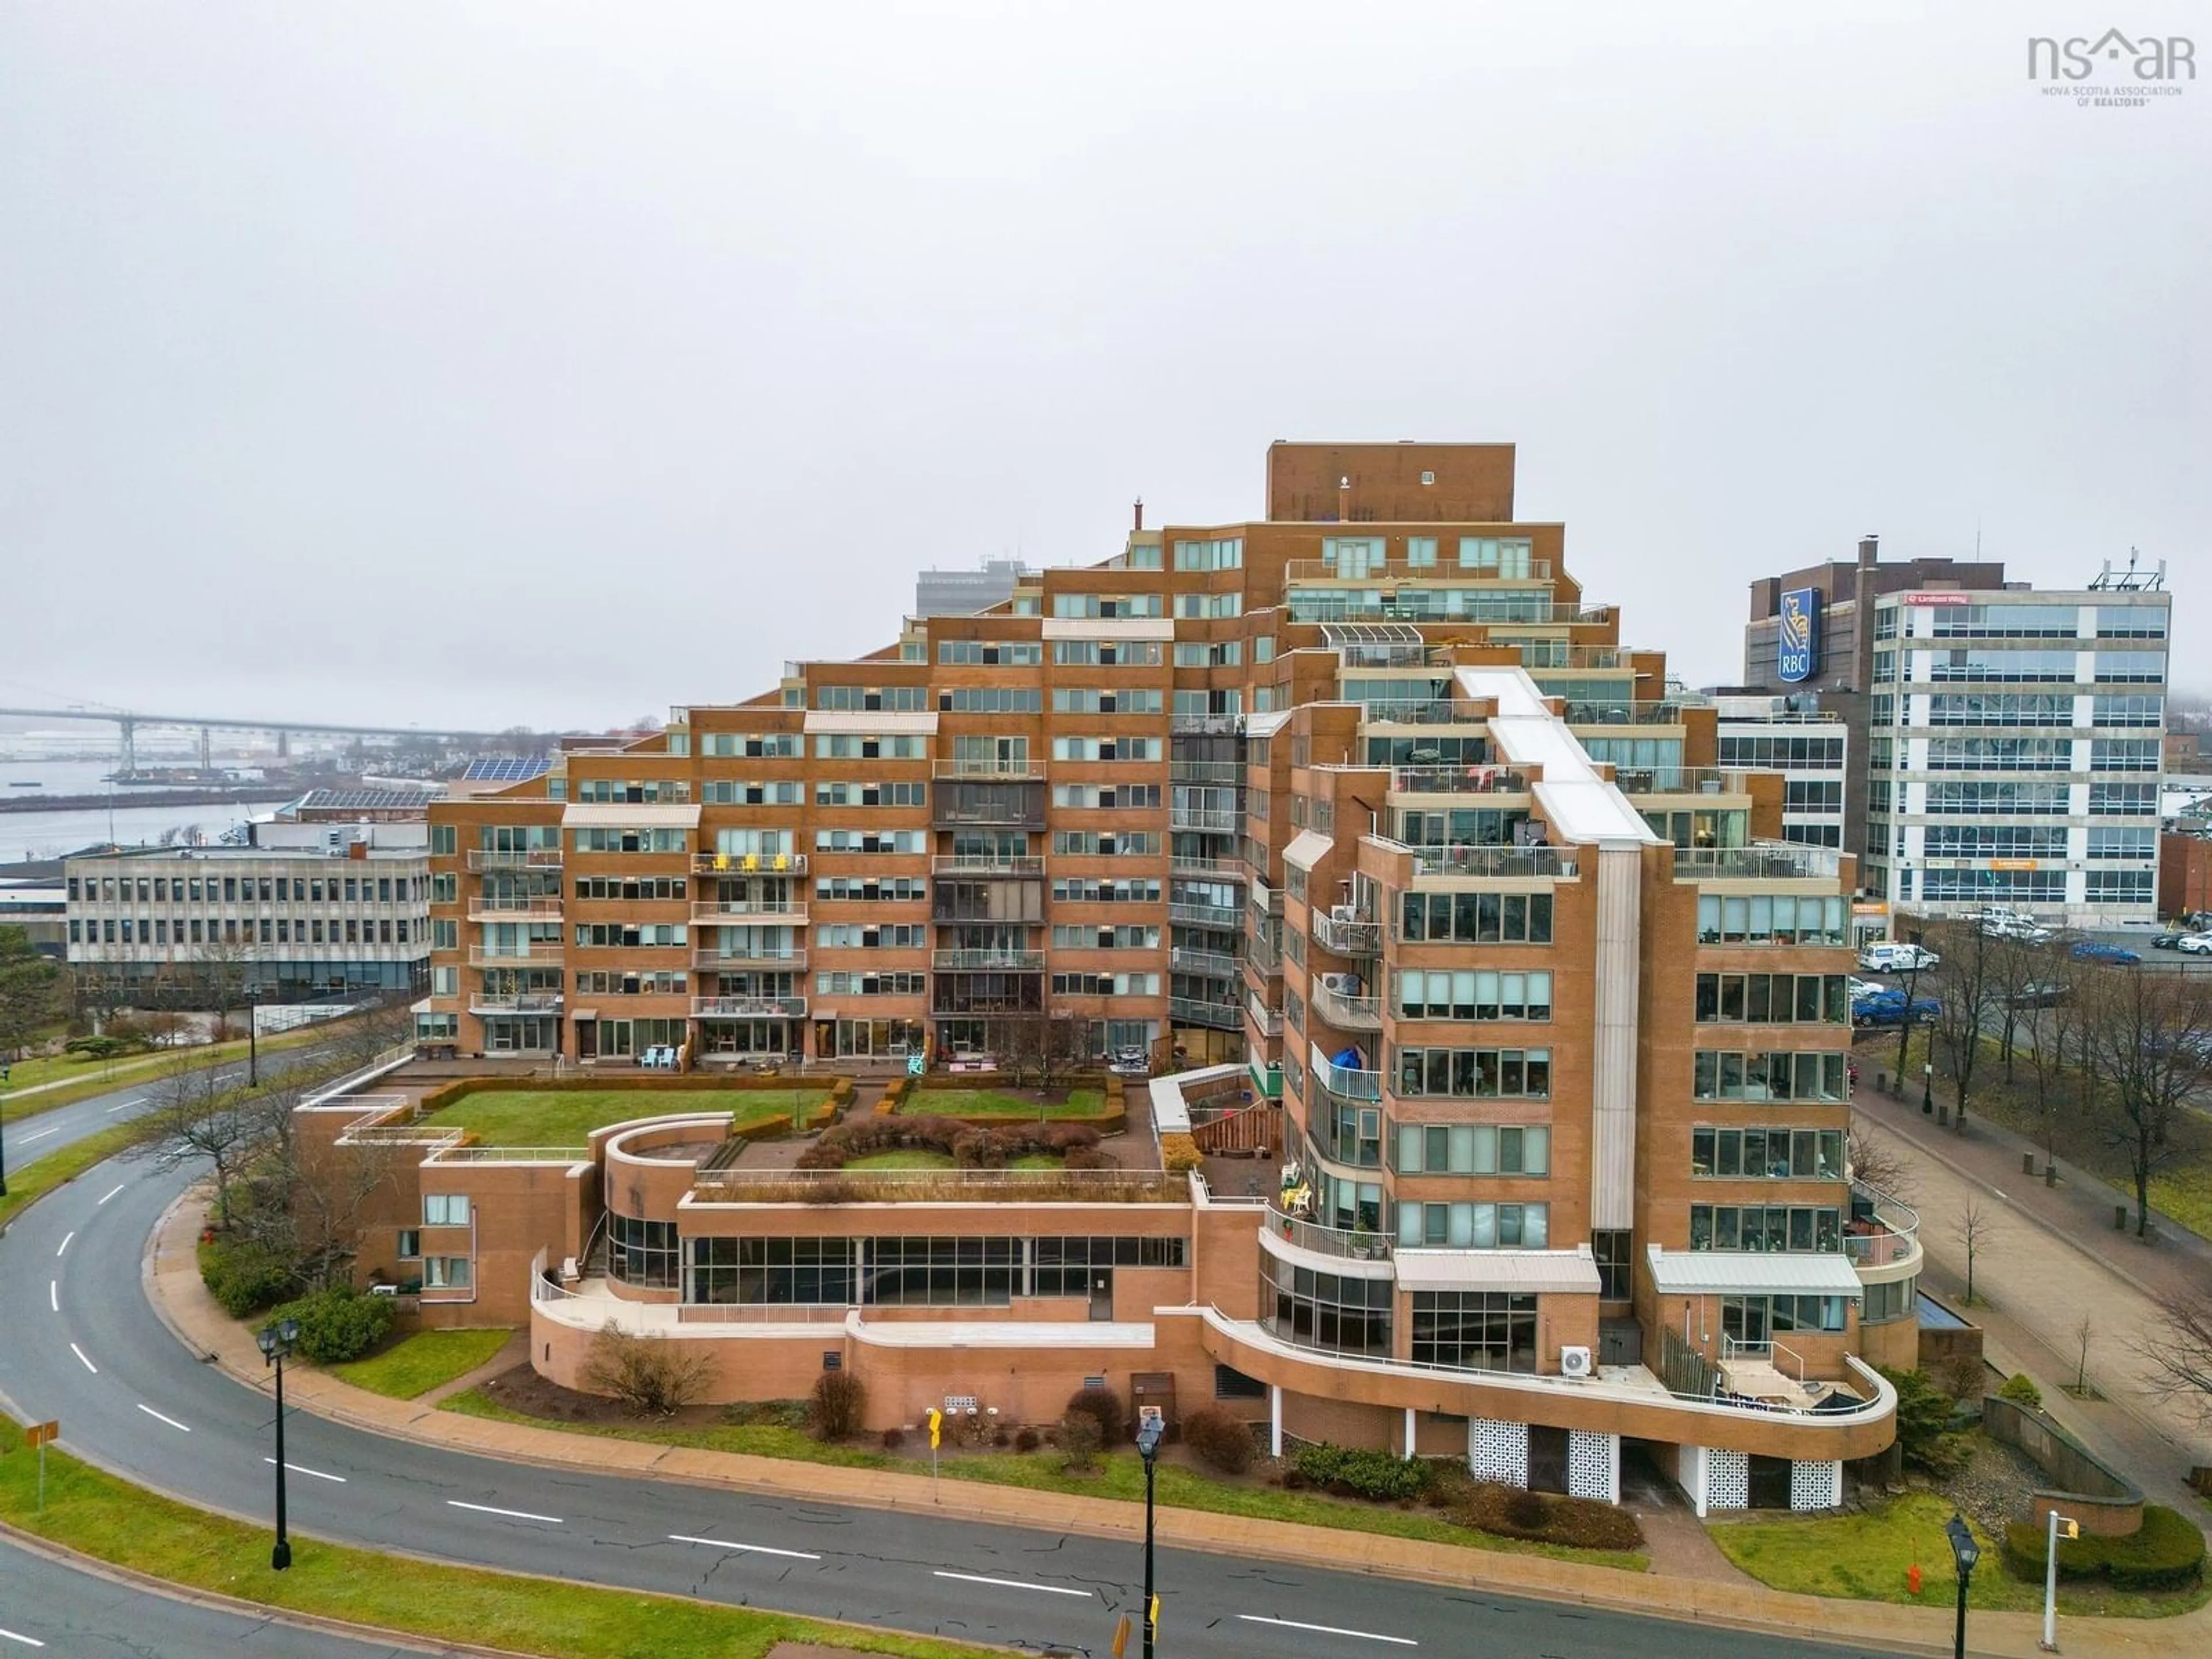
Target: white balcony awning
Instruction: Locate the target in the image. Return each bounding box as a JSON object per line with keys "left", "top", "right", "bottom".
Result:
{"left": 561, "top": 802, "right": 702, "bottom": 827}
{"left": 570, "top": 1007, "right": 600, "bottom": 1020}
{"left": 1283, "top": 829, "right": 1332, "bottom": 872}
{"left": 801, "top": 710, "right": 940, "bottom": 734}
{"left": 1040, "top": 617, "right": 1176, "bottom": 641}
{"left": 1394, "top": 1247, "right": 1603, "bottom": 1296}
{"left": 1645, "top": 1247, "right": 1864, "bottom": 1299}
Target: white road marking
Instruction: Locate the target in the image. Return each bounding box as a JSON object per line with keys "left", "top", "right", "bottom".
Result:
{"left": 96, "top": 1184, "right": 126, "bottom": 1205}
{"left": 135, "top": 1403, "right": 191, "bottom": 1433}
{"left": 47, "top": 1281, "right": 58, "bottom": 1312}
{"left": 0, "top": 1625, "right": 48, "bottom": 1647}
{"left": 69, "top": 1343, "right": 96, "bottom": 1374}
{"left": 17, "top": 1126, "right": 59, "bottom": 1143}
{"left": 667, "top": 1533, "right": 821, "bottom": 1560}
{"left": 265, "top": 1456, "right": 347, "bottom": 1483}
{"left": 104, "top": 1097, "right": 146, "bottom": 1113}
{"left": 56, "top": 1232, "right": 74, "bottom": 1257}
{"left": 447, "top": 1499, "right": 562, "bottom": 1524}
{"left": 1238, "top": 1613, "right": 1418, "bottom": 1646}
{"left": 931, "top": 1570, "right": 1092, "bottom": 1599}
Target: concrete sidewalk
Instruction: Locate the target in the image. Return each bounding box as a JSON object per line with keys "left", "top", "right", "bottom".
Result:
{"left": 1854, "top": 1071, "right": 2212, "bottom": 1510}
{"left": 147, "top": 1196, "right": 2212, "bottom": 1659}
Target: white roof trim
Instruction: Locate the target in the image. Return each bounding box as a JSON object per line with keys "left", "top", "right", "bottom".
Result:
{"left": 1393, "top": 1246, "right": 1604, "bottom": 1295}
{"left": 1244, "top": 709, "right": 1293, "bottom": 738}
{"left": 1040, "top": 617, "right": 1177, "bottom": 641}
{"left": 1283, "top": 829, "right": 1334, "bottom": 871}
{"left": 560, "top": 802, "right": 702, "bottom": 828}
{"left": 801, "top": 711, "right": 940, "bottom": 734}
{"left": 1645, "top": 1246, "right": 1864, "bottom": 1298}
{"left": 1454, "top": 665, "right": 1660, "bottom": 849}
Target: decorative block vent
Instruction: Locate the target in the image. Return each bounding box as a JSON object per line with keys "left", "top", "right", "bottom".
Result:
{"left": 1705, "top": 1448, "right": 1751, "bottom": 1512}
{"left": 1790, "top": 1459, "right": 1842, "bottom": 1511}
{"left": 1468, "top": 1416, "right": 1529, "bottom": 1487}
{"left": 1567, "top": 1429, "right": 1619, "bottom": 1504}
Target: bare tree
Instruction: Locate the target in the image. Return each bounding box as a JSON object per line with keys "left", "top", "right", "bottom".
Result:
{"left": 194, "top": 935, "right": 261, "bottom": 1034}
{"left": 1924, "top": 918, "right": 2005, "bottom": 1130}
{"left": 581, "top": 1323, "right": 715, "bottom": 1416}
{"left": 1949, "top": 1195, "right": 1999, "bottom": 1305}
{"left": 1985, "top": 933, "right": 2043, "bottom": 1081}
{"left": 2073, "top": 1312, "right": 2096, "bottom": 1398}
{"left": 998, "top": 1007, "right": 1089, "bottom": 1094}
{"left": 2021, "top": 955, "right": 2086, "bottom": 1176}
{"left": 2138, "top": 1293, "right": 2212, "bottom": 1422}
{"left": 1847, "top": 1121, "right": 1915, "bottom": 1205}
{"left": 278, "top": 1119, "right": 397, "bottom": 1290}
{"left": 132, "top": 1059, "right": 262, "bottom": 1225}
{"left": 2081, "top": 968, "right": 2212, "bottom": 1240}
{"left": 329, "top": 995, "right": 414, "bottom": 1074}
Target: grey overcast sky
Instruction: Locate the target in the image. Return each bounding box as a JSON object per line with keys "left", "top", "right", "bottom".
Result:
{"left": 2, "top": 2, "right": 2206, "bottom": 732}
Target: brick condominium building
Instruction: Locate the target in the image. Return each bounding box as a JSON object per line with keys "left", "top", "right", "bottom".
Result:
{"left": 380, "top": 441, "right": 1903, "bottom": 1511}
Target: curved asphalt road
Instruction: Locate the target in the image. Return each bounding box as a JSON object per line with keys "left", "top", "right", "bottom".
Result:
{"left": 2, "top": 1041, "right": 340, "bottom": 1173}
{"left": 0, "top": 1536, "right": 448, "bottom": 1656}
{"left": 0, "top": 1153, "right": 1907, "bottom": 1659}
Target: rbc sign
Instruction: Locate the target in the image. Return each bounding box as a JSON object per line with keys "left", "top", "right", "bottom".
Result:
{"left": 1777, "top": 587, "right": 1820, "bottom": 684}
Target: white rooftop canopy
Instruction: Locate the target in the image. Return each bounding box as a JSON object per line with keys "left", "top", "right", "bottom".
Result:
{"left": 1456, "top": 665, "right": 1660, "bottom": 848}
{"left": 1393, "top": 1247, "right": 1603, "bottom": 1295}
{"left": 1645, "top": 1247, "right": 1864, "bottom": 1299}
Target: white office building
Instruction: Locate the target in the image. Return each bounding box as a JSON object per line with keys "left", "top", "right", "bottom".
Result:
{"left": 1861, "top": 581, "right": 2170, "bottom": 927}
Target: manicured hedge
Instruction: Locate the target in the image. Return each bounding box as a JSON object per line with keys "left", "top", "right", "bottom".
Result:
{"left": 2002, "top": 1504, "right": 2206, "bottom": 1590}
{"left": 1452, "top": 1482, "right": 1646, "bottom": 1551}
{"left": 266, "top": 1285, "right": 397, "bottom": 1364}
{"left": 200, "top": 1237, "right": 298, "bottom": 1318}
{"left": 1288, "top": 1443, "right": 1427, "bottom": 1503}
{"left": 1160, "top": 1132, "right": 1202, "bottom": 1172}
{"left": 797, "top": 1115, "right": 1102, "bottom": 1171}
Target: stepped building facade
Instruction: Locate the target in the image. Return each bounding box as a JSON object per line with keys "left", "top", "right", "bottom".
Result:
{"left": 391, "top": 441, "right": 1904, "bottom": 1513}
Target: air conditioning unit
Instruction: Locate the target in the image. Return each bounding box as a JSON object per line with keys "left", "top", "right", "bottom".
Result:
{"left": 1559, "top": 1345, "right": 1593, "bottom": 1379}
{"left": 1332, "top": 904, "right": 1358, "bottom": 924}
{"left": 1319, "top": 972, "right": 1359, "bottom": 995}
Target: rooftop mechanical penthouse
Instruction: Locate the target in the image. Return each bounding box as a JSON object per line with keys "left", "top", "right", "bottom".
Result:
{"left": 365, "top": 441, "right": 1900, "bottom": 1514}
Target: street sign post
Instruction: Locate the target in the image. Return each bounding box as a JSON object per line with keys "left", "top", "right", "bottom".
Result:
{"left": 927, "top": 1407, "right": 942, "bottom": 1499}
{"left": 24, "top": 1420, "right": 58, "bottom": 1510}
{"left": 2041, "top": 1510, "right": 2079, "bottom": 1651}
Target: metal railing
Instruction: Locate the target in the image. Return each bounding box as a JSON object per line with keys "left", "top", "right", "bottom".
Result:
{"left": 691, "top": 900, "right": 809, "bottom": 923}
{"left": 469, "top": 945, "right": 562, "bottom": 965}
{"left": 1169, "top": 714, "right": 1245, "bottom": 736}
{"left": 1172, "top": 855, "right": 1248, "bottom": 880}
{"left": 1244, "top": 933, "right": 1282, "bottom": 975}
{"left": 1388, "top": 766, "right": 1529, "bottom": 796}
{"left": 1407, "top": 846, "right": 1578, "bottom": 880}
{"left": 931, "top": 758, "right": 1046, "bottom": 780}
{"left": 1265, "top": 1205, "right": 1394, "bottom": 1261}
{"left": 692, "top": 1166, "right": 1186, "bottom": 1202}
{"left": 1844, "top": 1180, "right": 1921, "bottom": 1267}
{"left": 1284, "top": 556, "right": 1554, "bottom": 585}
{"left": 1171, "top": 995, "right": 1244, "bottom": 1030}
{"left": 695, "top": 948, "right": 808, "bottom": 971}
{"left": 466, "top": 849, "right": 563, "bottom": 872}
{"left": 1611, "top": 766, "right": 1743, "bottom": 796}
{"left": 432, "top": 1145, "right": 591, "bottom": 1164}
{"left": 932, "top": 949, "right": 1045, "bottom": 972}
{"left": 1171, "top": 947, "right": 1239, "bottom": 978}
{"left": 1247, "top": 995, "right": 1283, "bottom": 1037}
{"left": 1310, "top": 1051, "right": 1383, "bottom": 1102}
{"left": 1310, "top": 981, "right": 1382, "bottom": 1030}
{"left": 931, "top": 855, "right": 1045, "bottom": 877}
{"left": 1561, "top": 700, "right": 1691, "bottom": 725}
{"left": 692, "top": 852, "right": 808, "bottom": 876}
{"left": 467, "top": 897, "right": 564, "bottom": 919}
{"left": 1169, "top": 762, "right": 1242, "bottom": 785}
{"left": 692, "top": 995, "right": 808, "bottom": 1018}
{"left": 1310, "top": 908, "right": 1382, "bottom": 955}
{"left": 468, "top": 993, "right": 563, "bottom": 1013}
{"left": 1673, "top": 843, "right": 1843, "bottom": 882}
{"left": 1169, "top": 900, "right": 1241, "bottom": 927}
{"left": 1169, "top": 808, "right": 1243, "bottom": 833}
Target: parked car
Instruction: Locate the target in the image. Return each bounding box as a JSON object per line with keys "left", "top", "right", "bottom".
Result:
{"left": 2153, "top": 929, "right": 2190, "bottom": 950}
{"left": 2070, "top": 941, "right": 2142, "bottom": 965}
{"left": 2179, "top": 934, "right": 2212, "bottom": 957}
{"left": 1859, "top": 942, "right": 1940, "bottom": 974}
{"left": 1846, "top": 976, "right": 1887, "bottom": 1003}
{"left": 2005, "top": 980, "right": 2068, "bottom": 1009}
{"left": 1975, "top": 908, "right": 2054, "bottom": 944}
{"left": 1851, "top": 989, "right": 1941, "bottom": 1028}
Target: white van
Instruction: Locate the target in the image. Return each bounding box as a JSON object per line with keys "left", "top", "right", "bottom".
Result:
{"left": 1859, "top": 941, "right": 1940, "bottom": 973}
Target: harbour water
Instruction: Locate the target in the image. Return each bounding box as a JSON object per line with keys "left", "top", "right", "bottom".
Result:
{"left": 0, "top": 758, "right": 290, "bottom": 866}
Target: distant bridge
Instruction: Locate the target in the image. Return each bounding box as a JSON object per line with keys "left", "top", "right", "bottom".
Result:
{"left": 0, "top": 706, "right": 565, "bottom": 774}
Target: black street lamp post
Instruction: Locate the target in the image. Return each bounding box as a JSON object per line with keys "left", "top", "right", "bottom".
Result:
{"left": 247, "top": 979, "right": 260, "bottom": 1087}
{"left": 257, "top": 1316, "right": 302, "bottom": 1569}
{"left": 1136, "top": 1414, "right": 1164, "bottom": 1658}
{"left": 1945, "top": 1511, "right": 1980, "bottom": 1659}
{"left": 1, "top": 1066, "right": 12, "bottom": 1199}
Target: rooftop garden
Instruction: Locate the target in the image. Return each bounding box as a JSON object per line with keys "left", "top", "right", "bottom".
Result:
{"left": 412, "top": 1086, "right": 827, "bottom": 1149}
{"left": 893, "top": 1085, "right": 1109, "bottom": 1120}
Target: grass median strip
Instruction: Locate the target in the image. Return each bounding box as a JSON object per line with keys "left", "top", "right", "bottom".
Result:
{"left": 0, "top": 1121, "right": 151, "bottom": 1234}
{"left": 1, "top": 1025, "right": 335, "bottom": 1123}
{"left": 441, "top": 1387, "right": 1647, "bottom": 1570}
{"left": 0, "top": 1410, "right": 1009, "bottom": 1659}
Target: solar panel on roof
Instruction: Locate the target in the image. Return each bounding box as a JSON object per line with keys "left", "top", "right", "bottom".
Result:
{"left": 463, "top": 757, "right": 551, "bottom": 781}
{"left": 296, "top": 788, "right": 440, "bottom": 812}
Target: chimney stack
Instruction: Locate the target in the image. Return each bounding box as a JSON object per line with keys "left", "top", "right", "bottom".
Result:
{"left": 1133, "top": 497, "right": 1143, "bottom": 532}
{"left": 1858, "top": 533, "right": 1879, "bottom": 567}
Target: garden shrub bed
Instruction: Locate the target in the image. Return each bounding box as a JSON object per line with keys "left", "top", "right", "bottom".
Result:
{"left": 2003, "top": 1505, "right": 2207, "bottom": 1590}
{"left": 798, "top": 1115, "right": 1104, "bottom": 1171}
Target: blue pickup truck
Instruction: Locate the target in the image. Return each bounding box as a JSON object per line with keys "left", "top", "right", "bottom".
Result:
{"left": 1851, "top": 988, "right": 1940, "bottom": 1028}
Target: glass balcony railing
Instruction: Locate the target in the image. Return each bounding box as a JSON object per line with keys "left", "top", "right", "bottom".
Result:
{"left": 1406, "top": 846, "right": 1578, "bottom": 880}
{"left": 1673, "top": 844, "right": 1843, "bottom": 883}
{"left": 1387, "top": 766, "right": 1529, "bottom": 796}
{"left": 1311, "top": 907, "right": 1383, "bottom": 955}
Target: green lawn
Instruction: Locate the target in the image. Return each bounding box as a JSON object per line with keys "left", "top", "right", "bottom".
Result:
{"left": 329, "top": 1328, "right": 514, "bottom": 1399}
{"left": 1708, "top": 1493, "right": 2206, "bottom": 1618}
{"left": 0, "top": 1408, "right": 1005, "bottom": 1659}
{"left": 899, "top": 1086, "right": 1107, "bottom": 1119}
{"left": 442, "top": 1389, "right": 1644, "bottom": 1569}
{"left": 413, "top": 1088, "right": 819, "bottom": 1148}
{"left": 1, "top": 1022, "right": 337, "bottom": 1123}
{"left": 846, "top": 1149, "right": 957, "bottom": 1170}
